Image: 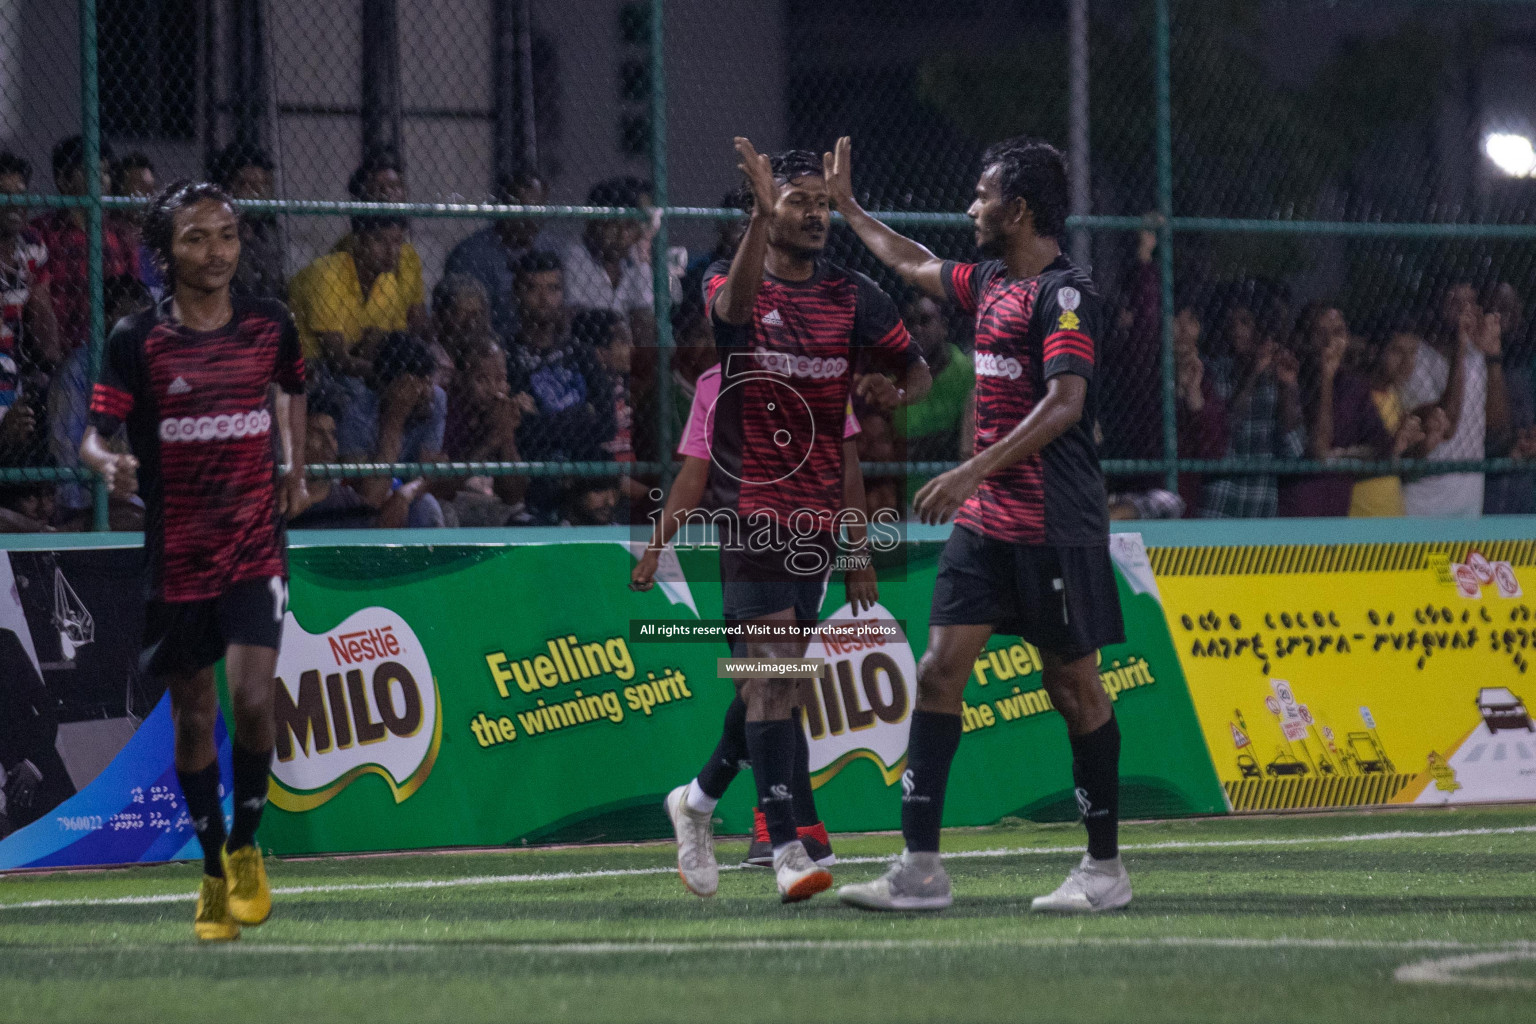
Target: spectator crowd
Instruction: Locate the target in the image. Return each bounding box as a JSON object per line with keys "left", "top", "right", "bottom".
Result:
{"left": 1099, "top": 225, "right": 1534, "bottom": 521}
{"left": 0, "top": 137, "right": 1531, "bottom": 533}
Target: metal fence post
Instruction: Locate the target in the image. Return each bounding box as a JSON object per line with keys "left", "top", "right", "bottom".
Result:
{"left": 82, "top": 0, "right": 108, "bottom": 531}
{"left": 651, "top": 0, "right": 673, "bottom": 484}
{"left": 1068, "top": 0, "right": 1091, "bottom": 270}
{"left": 1154, "top": 0, "right": 1177, "bottom": 494}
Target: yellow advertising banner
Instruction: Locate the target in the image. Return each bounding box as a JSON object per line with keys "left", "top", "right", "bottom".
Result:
{"left": 1153, "top": 539, "right": 1536, "bottom": 813}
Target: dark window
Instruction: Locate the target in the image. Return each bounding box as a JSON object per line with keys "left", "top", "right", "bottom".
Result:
{"left": 100, "top": 0, "right": 198, "bottom": 140}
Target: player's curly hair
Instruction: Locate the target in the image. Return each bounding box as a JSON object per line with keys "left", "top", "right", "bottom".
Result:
{"left": 143, "top": 180, "right": 236, "bottom": 277}
{"left": 733, "top": 149, "right": 824, "bottom": 213}
{"left": 980, "top": 136, "right": 1069, "bottom": 239}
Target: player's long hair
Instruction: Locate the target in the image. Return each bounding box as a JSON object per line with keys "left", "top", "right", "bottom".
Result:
{"left": 980, "top": 137, "right": 1069, "bottom": 239}
{"left": 143, "top": 180, "right": 237, "bottom": 278}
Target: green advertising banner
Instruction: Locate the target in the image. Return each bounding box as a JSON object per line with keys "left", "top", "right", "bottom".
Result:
{"left": 258, "top": 534, "right": 1226, "bottom": 856}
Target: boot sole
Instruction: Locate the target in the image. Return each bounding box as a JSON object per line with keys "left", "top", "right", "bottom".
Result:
{"left": 779, "top": 868, "right": 833, "bottom": 903}
{"left": 839, "top": 891, "right": 952, "bottom": 912}
{"left": 229, "top": 902, "right": 271, "bottom": 927}
{"left": 1030, "top": 893, "right": 1132, "bottom": 914}
{"left": 676, "top": 868, "right": 717, "bottom": 898}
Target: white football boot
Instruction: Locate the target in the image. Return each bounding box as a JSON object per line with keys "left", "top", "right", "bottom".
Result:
{"left": 1030, "top": 854, "right": 1132, "bottom": 913}
{"left": 664, "top": 784, "right": 718, "bottom": 897}
{"left": 838, "top": 850, "right": 953, "bottom": 911}
{"left": 773, "top": 840, "right": 833, "bottom": 903}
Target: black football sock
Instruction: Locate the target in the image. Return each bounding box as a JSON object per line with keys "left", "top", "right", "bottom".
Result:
{"left": 176, "top": 759, "right": 227, "bottom": 877}
{"left": 790, "top": 709, "right": 820, "bottom": 828}
{"left": 901, "top": 710, "right": 962, "bottom": 854}
{"left": 1070, "top": 716, "right": 1122, "bottom": 861}
{"left": 695, "top": 697, "right": 748, "bottom": 800}
{"left": 744, "top": 719, "right": 798, "bottom": 849}
{"left": 225, "top": 741, "right": 273, "bottom": 852}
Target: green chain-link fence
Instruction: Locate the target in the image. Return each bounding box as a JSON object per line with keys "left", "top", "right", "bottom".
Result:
{"left": 2, "top": 0, "right": 1535, "bottom": 530}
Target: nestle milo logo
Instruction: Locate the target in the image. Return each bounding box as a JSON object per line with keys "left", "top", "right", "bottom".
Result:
{"left": 328, "top": 625, "right": 403, "bottom": 664}
{"left": 802, "top": 602, "right": 916, "bottom": 786}
{"left": 269, "top": 608, "right": 441, "bottom": 812}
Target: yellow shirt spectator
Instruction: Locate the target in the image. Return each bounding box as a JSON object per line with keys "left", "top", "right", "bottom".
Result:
{"left": 334, "top": 232, "right": 424, "bottom": 300}
{"left": 1349, "top": 389, "right": 1406, "bottom": 517}
{"left": 290, "top": 245, "right": 423, "bottom": 362}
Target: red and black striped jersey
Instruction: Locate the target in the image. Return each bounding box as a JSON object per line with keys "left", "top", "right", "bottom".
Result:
{"left": 703, "top": 259, "right": 918, "bottom": 533}
{"left": 942, "top": 253, "right": 1108, "bottom": 545}
{"left": 87, "top": 297, "right": 306, "bottom": 602}
{"left": 0, "top": 230, "right": 48, "bottom": 358}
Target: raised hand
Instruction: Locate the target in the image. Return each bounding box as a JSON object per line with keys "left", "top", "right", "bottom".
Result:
{"left": 1392, "top": 414, "right": 1425, "bottom": 457}
{"left": 822, "top": 136, "right": 853, "bottom": 211}
{"left": 1423, "top": 405, "right": 1450, "bottom": 449}
{"left": 1175, "top": 352, "right": 1204, "bottom": 408}
{"left": 1252, "top": 339, "right": 1277, "bottom": 376}
{"left": 1320, "top": 331, "right": 1348, "bottom": 379}
{"left": 734, "top": 137, "right": 777, "bottom": 216}
{"left": 0, "top": 402, "right": 36, "bottom": 449}
{"left": 1273, "top": 347, "right": 1300, "bottom": 388}
{"left": 1475, "top": 311, "right": 1503, "bottom": 358}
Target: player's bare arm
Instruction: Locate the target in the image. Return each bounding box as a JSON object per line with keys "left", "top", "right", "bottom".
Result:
{"left": 631, "top": 455, "right": 710, "bottom": 590}
{"left": 855, "top": 359, "right": 933, "bottom": 411}
{"left": 24, "top": 279, "right": 62, "bottom": 368}
{"left": 840, "top": 437, "right": 878, "bottom": 614}
{"left": 912, "top": 374, "right": 1087, "bottom": 525}
{"left": 79, "top": 426, "right": 139, "bottom": 499}
{"left": 712, "top": 137, "right": 777, "bottom": 326}
{"left": 822, "top": 136, "right": 947, "bottom": 299}
{"left": 275, "top": 389, "right": 310, "bottom": 517}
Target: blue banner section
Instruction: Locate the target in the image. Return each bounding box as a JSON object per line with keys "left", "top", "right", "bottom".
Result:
{"left": 0, "top": 694, "right": 231, "bottom": 870}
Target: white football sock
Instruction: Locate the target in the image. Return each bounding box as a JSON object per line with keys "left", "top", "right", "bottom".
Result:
{"left": 684, "top": 779, "right": 718, "bottom": 815}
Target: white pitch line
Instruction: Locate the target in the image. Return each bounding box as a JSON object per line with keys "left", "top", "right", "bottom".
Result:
{"left": 2, "top": 823, "right": 1533, "bottom": 913}
{"left": 7, "top": 937, "right": 1536, "bottom": 958}
{"left": 1395, "top": 950, "right": 1536, "bottom": 990}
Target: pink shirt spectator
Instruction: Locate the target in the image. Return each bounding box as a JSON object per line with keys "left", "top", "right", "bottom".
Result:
{"left": 679, "top": 364, "right": 859, "bottom": 460}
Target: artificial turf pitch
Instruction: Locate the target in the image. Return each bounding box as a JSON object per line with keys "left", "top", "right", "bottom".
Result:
{"left": 1, "top": 805, "right": 1532, "bottom": 1023}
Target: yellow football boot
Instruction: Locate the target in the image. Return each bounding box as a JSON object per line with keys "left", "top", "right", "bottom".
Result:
{"left": 194, "top": 874, "right": 240, "bottom": 942}
{"left": 221, "top": 845, "right": 272, "bottom": 926}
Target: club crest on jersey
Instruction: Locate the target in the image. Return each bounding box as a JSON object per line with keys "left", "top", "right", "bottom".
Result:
{"left": 1058, "top": 286, "right": 1081, "bottom": 311}
{"left": 268, "top": 607, "right": 442, "bottom": 813}
{"left": 802, "top": 602, "right": 917, "bottom": 788}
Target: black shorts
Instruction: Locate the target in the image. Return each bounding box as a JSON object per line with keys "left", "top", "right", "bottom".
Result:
{"left": 720, "top": 535, "right": 835, "bottom": 654}
{"left": 930, "top": 525, "right": 1125, "bottom": 661}
{"left": 141, "top": 575, "right": 287, "bottom": 678}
